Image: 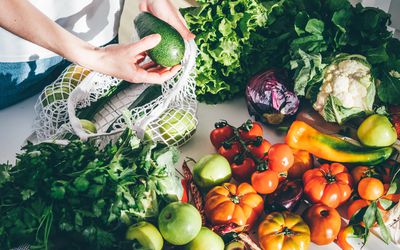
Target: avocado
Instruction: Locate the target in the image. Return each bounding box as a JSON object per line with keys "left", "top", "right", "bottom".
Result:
{"left": 134, "top": 12, "right": 185, "bottom": 67}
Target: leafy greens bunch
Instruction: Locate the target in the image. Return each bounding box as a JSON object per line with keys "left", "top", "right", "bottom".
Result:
{"left": 0, "top": 129, "right": 181, "bottom": 249}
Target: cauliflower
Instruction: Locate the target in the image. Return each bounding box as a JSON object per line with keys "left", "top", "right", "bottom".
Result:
{"left": 313, "top": 54, "right": 375, "bottom": 124}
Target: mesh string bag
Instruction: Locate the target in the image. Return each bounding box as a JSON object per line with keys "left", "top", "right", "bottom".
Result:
{"left": 33, "top": 64, "right": 92, "bottom": 140}
{"left": 33, "top": 39, "right": 198, "bottom": 146}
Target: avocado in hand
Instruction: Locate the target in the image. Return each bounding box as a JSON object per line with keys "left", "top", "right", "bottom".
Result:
{"left": 134, "top": 12, "right": 185, "bottom": 67}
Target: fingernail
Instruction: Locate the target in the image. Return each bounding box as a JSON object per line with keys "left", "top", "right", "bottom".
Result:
{"left": 150, "top": 33, "right": 161, "bottom": 41}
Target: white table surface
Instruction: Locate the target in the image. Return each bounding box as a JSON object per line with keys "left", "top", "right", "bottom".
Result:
{"left": 0, "top": 95, "right": 396, "bottom": 250}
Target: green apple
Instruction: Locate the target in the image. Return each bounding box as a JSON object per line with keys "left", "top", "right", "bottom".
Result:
{"left": 193, "top": 154, "right": 231, "bottom": 192}
{"left": 184, "top": 227, "right": 224, "bottom": 250}
{"left": 357, "top": 114, "right": 397, "bottom": 147}
{"left": 125, "top": 221, "right": 163, "bottom": 250}
{"left": 158, "top": 108, "right": 196, "bottom": 145}
{"left": 41, "top": 86, "right": 71, "bottom": 107}
{"left": 158, "top": 202, "right": 202, "bottom": 245}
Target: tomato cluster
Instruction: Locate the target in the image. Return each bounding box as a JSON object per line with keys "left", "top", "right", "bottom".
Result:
{"left": 210, "top": 120, "right": 295, "bottom": 194}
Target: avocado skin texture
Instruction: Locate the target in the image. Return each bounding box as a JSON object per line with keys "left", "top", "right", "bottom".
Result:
{"left": 134, "top": 12, "right": 185, "bottom": 67}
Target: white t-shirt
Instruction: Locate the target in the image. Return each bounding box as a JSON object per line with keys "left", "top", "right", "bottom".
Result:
{"left": 0, "top": 0, "right": 125, "bottom": 62}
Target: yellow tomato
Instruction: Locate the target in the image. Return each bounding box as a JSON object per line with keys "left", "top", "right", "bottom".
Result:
{"left": 258, "top": 211, "right": 310, "bottom": 250}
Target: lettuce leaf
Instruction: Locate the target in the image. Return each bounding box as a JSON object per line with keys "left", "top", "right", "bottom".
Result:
{"left": 290, "top": 49, "right": 326, "bottom": 97}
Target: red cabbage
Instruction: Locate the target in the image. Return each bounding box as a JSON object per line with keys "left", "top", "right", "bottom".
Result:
{"left": 246, "top": 69, "right": 299, "bottom": 125}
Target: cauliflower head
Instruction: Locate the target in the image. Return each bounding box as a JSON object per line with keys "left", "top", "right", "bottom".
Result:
{"left": 313, "top": 54, "right": 375, "bottom": 124}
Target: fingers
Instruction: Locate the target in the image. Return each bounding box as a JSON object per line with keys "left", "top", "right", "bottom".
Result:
{"left": 140, "top": 0, "right": 195, "bottom": 41}
{"left": 173, "top": 8, "right": 195, "bottom": 40}
{"left": 135, "top": 53, "right": 146, "bottom": 64}
{"left": 135, "top": 64, "right": 181, "bottom": 84}
{"left": 162, "top": 12, "right": 195, "bottom": 41}
{"left": 131, "top": 34, "right": 161, "bottom": 55}
{"left": 139, "top": 0, "right": 148, "bottom": 12}
{"left": 141, "top": 61, "right": 157, "bottom": 70}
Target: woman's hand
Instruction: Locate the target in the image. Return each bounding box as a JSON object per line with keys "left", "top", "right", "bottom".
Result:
{"left": 139, "top": 0, "right": 195, "bottom": 40}
{"left": 86, "top": 34, "right": 181, "bottom": 84}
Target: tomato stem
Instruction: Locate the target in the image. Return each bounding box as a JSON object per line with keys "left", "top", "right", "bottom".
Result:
{"left": 279, "top": 227, "right": 295, "bottom": 236}
{"left": 229, "top": 194, "right": 240, "bottom": 204}
{"left": 220, "top": 120, "right": 268, "bottom": 171}
{"left": 233, "top": 154, "right": 245, "bottom": 165}
{"left": 239, "top": 119, "right": 254, "bottom": 132}
{"left": 323, "top": 172, "right": 336, "bottom": 183}
{"left": 233, "top": 124, "right": 266, "bottom": 170}
{"left": 252, "top": 136, "right": 263, "bottom": 146}
{"left": 215, "top": 120, "right": 228, "bottom": 128}
{"left": 256, "top": 162, "right": 268, "bottom": 172}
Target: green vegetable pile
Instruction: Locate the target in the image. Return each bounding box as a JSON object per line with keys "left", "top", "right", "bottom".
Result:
{"left": 0, "top": 129, "right": 181, "bottom": 249}
{"left": 183, "top": 0, "right": 400, "bottom": 106}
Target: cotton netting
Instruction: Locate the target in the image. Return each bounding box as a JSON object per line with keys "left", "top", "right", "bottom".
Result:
{"left": 33, "top": 40, "right": 198, "bottom": 146}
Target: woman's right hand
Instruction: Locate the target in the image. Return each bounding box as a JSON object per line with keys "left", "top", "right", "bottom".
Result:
{"left": 86, "top": 34, "right": 181, "bottom": 84}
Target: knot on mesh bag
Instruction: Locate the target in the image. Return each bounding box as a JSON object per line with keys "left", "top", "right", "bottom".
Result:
{"left": 34, "top": 40, "right": 198, "bottom": 146}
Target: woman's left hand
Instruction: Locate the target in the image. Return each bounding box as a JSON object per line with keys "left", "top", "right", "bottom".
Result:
{"left": 139, "top": 0, "right": 195, "bottom": 40}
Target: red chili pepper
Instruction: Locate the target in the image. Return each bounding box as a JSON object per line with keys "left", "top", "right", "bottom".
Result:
{"left": 180, "top": 179, "right": 189, "bottom": 203}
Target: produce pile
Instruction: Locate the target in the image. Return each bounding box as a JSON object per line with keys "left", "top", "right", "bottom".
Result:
{"left": 193, "top": 118, "right": 400, "bottom": 249}
{"left": 182, "top": 0, "right": 400, "bottom": 111}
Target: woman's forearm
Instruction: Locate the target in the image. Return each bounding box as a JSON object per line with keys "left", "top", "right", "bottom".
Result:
{"left": 0, "top": 0, "right": 181, "bottom": 83}
{"left": 0, "top": 0, "right": 99, "bottom": 66}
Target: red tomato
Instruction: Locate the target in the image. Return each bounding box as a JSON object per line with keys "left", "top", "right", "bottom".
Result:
{"left": 304, "top": 204, "right": 341, "bottom": 245}
{"left": 303, "top": 163, "right": 354, "bottom": 208}
{"left": 231, "top": 157, "right": 257, "bottom": 183}
{"left": 358, "top": 177, "right": 384, "bottom": 201}
{"left": 210, "top": 121, "right": 234, "bottom": 149}
{"left": 238, "top": 120, "right": 263, "bottom": 140}
{"left": 218, "top": 142, "right": 241, "bottom": 163}
{"left": 350, "top": 166, "right": 378, "bottom": 184}
{"left": 267, "top": 143, "right": 294, "bottom": 173}
{"left": 247, "top": 137, "right": 271, "bottom": 159}
{"left": 251, "top": 170, "right": 279, "bottom": 194}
